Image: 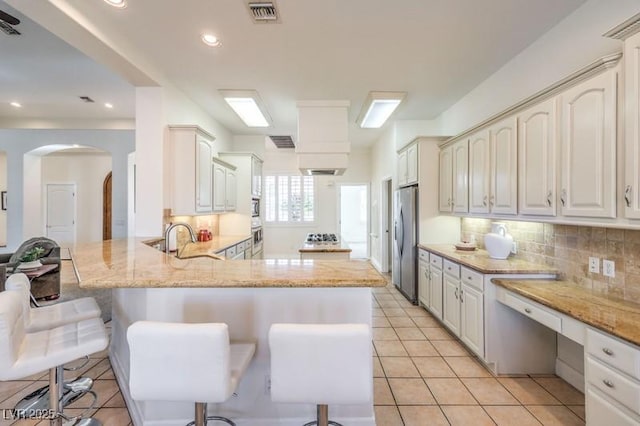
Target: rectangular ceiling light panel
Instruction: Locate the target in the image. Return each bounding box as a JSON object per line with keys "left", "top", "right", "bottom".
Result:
{"left": 220, "top": 90, "right": 272, "bottom": 128}
{"left": 357, "top": 91, "right": 406, "bottom": 128}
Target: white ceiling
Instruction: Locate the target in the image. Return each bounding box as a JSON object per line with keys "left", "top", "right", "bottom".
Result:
{"left": 2, "top": 0, "right": 586, "bottom": 146}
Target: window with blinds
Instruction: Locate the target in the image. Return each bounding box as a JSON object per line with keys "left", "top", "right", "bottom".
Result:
{"left": 264, "top": 175, "right": 315, "bottom": 223}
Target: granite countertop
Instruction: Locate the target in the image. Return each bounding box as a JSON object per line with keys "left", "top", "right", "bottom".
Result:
{"left": 178, "top": 235, "right": 252, "bottom": 258}
{"left": 491, "top": 279, "right": 640, "bottom": 347}
{"left": 419, "top": 244, "right": 557, "bottom": 275}
{"left": 71, "top": 238, "right": 386, "bottom": 289}
{"left": 299, "top": 241, "right": 352, "bottom": 253}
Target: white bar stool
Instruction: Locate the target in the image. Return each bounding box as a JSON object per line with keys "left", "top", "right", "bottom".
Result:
{"left": 127, "top": 321, "right": 256, "bottom": 426}
{"left": 4, "top": 273, "right": 103, "bottom": 417}
{"left": 268, "top": 323, "right": 373, "bottom": 426}
{"left": 0, "top": 289, "right": 109, "bottom": 426}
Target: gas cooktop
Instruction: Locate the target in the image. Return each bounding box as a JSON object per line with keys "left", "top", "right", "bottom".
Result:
{"left": 305, "top": 233, "right": 339, "bottom": 244}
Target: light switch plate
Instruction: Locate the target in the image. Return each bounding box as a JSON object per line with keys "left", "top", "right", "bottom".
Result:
{"left": 603, "top": 259, "right": 615, "bottom": 278}
{"left": 589, "top": 257, "right": 599, "bottom": 274}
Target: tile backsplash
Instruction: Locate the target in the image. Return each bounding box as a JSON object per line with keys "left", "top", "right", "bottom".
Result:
{"left": 163, "top": 209, "right": 220, "bottom": 246}
{"left": 461, "top": 218, "right": 640, "bottom": 303}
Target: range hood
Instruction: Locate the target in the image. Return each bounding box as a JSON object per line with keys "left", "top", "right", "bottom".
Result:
{"left": 296, "top": 100, "right": 350, "bottom": 176}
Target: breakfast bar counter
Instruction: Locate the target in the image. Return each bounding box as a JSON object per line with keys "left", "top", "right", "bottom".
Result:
{"left": 70, "top": 238, "right": 384, "bottom": 426}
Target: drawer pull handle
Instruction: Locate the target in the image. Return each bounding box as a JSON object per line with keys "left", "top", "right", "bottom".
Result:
{"left": 602, "top": 347, "right": 614, "bottom": 356}
{"left": 602, "top": 379, "right": 615, "bottom": 388}
{"left": 524, "top": 308, "right": 532, "bottom": 314}
{"left": 455, "top": 288, "right": 459, "bottom": 300}
{"left": 467, "top": 276, "right": 472, "bottom": 280}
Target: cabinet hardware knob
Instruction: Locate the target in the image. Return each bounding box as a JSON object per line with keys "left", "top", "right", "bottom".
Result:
{"left": 546, "top": 190, "right": 553, "bottom": 207}
{"left": 489, "top": 195, "right": 495, "bottom": 206}
{"left": 483, "top": 195, "right": 488, "bottom": 206}
{"left": 467, "top": 276, "right": 472, "bottom": 280}
{"left": 460, "top": 290, "right": 464, "bottom": 302}
{"left": 625, "top": 185, "right": 632, "bottom": 208}
{"left": 524, "top": 308, "right": 532, "bottom": 314}
{"left": 560, "top": 189, "right": 566, "bottom": 207}
{"left": 455, "top": 288, "right": 459, "bottom": 300}
{"left": 602, "top": 347, "right": 614, "bottom": 356}
{"left": 603, "top": 379, "right": 615, "bottom": 388}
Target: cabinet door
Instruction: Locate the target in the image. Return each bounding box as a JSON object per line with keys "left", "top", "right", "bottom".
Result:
{"left": 490, "top": 117, "right": 518, "bottom": 215}
{"left": 586, "top": 386, "right": 640, "bottom": 426}
{"left": 460, "top": 283, "right": 484, "bottom": 357}
{"left": 195, "top": 137, "right": 213, "bottom": 212}
{"left": 468, "top": 130, "right": 491, "bottom": 214}
{"left": 560, "top": 68, "right": 617, "bottom": 218}
{"left": 625, "top": 32, "right": 640, "bottom": 218}
{"left": 418, "top": 260, "right": 430, "bottom": 307}
{"left": 518, "top": 98, "right": 557, "bottom": 216}
{"left": 212, "top": 162, "right": 226, "bottom": 212}
{"left": 429, "top": 266, "right": 443, "bottom": 320}
{"left": 398, "top": 150, "right": 408, "bottom": 187}
{"left": 407, "top": 143, "right": 419, "bottom": 184}
{"left": 225, "top": 168, "right": 237, "bottom": 211}
{"left": 252, "top": 156, "right": 263, "bottom": 198}
{"left": 442, "top": 275, "right": 461, "bottom": 336}
{"left": 439, "top": 146, "right": 453, "bottom": 212}
{"left": 452, "top": 140, "right": 469, "bottom": 213}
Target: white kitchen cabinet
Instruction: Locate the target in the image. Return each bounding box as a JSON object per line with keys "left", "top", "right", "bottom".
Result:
{"left": 428, "top": 254, "right": 443, "bottom": 320}
{"left": 518, "top": 97, "right": 557, "bottom": 216}
{"left": 439, "top": 146, "right": 453, "bottom": 212}
{"left": 168, "top": 125, "right": 216, "bottom": 216}
{"left": 397, "top": 141, "right": 418, "bottom": 188}
{"left": 443, "top": 274, "right": 461, "bottom": 335}
{"left": 212, "top": 158, "right": 237, "bottom": 213}
{"left": 489, "top": 116, "right": 518, "bottom": 215}
{"left": 468, "top": 129, "right": 491, "bottom": 214}
{"left": 587, "top": 387, "right": 640, "bottom": 426}
{"left": 625, "top": 32, "right": 640, "bottom": 219}
{"left": 452, "top": 140, "right": 469, "bottom": 213}
{"left": 560, "top": 67, "right": 617, "bottom": 218}
{"left": 418, "top": 249, "right": 430, "bottom": 307}
{"left": 460, "top": 283, "right": 484, "bottom": 356}
{"left": 219, "top": 152, "right": 263, "bottom": 221}
{"left": 251, "top": 155, "right": 263, "bottom": 199}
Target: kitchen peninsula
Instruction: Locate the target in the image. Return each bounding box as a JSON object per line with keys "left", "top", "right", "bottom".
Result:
{"left": 71, "top": 238, "right": 385, "bottom": 426}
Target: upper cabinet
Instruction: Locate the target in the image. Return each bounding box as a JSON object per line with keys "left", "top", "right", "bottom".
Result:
{"left": 219, "top": 152, "right": 264, "bottom": 217}
{"left": 439, "top": 146, "right": 453, "bottom": 212}
{"left": 168, "top": 125, "right": 216, "bottom": 216}
{"left": 468, "top": 129, "right": 491, "bottom": 214}
{"left": 560, "top": 67, "right": 617, "bottom": 218}
{"left": 517, "top": 97, "right": 557, "bottom": 217}
{"left": 451, "top": 140, "right": 469, "bottom": 213}
{"left": 489, "top": 117, "right": 518, "bottom": 215}
{"left": 397, "top": 141, "right": 418, "bottom": 187}
{"left": 212, "top": 158, "right": 237, "bottom": 213}
{"left": 625, "top": 32, "right": 640, "bottom": 219}
{"left": 251, "top": 156, "right": 263, "bottom": 199}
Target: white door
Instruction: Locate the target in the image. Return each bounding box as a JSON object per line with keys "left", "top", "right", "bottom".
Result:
{"left": 560, "top": 68, "right": 617, "bottom": 218}
{"left": 490, "top": 116, "right": 518, "bottom": 215}
{"left": 195, "top": 137, "right": 213, "bottom": 213}
{"left": 442, "top": 275, "right": 461, "bottom": 335}
{"left": 338, "top": 184, "right": 368, "bottom": 259}
{"left": 212, "top": 162, "right": 226, "bottom": 212}
{"left": 418, "top": 259, "right": 430, "bottom": 307}
{"left": 406, "top": 143, "right": 418, "bottom": 185}
{"left": 625, "top": 32, "right": 640, "bottom": 219}
{"left": 429, "top": 266, "right": 443, "bottom": 320}
{"left": 518, "top": 97, "right": 557, "bottom": 216}
{"left": 439, "top": 146, "right": 453, "bottom": 212}
{"left": 46, "top": 184, "right": 76, "bottom": 245}
{"left": 460, "top": 283, "right": 484, "bottom": 357}
{"left": 468, "top": 130, "right": 491, "bottom": 214}
{"left": 225, "top": 168, "right": 237, "bottom": 211}
{"left": 452, "top": 140, "right": 469, "bottom": 213}
{"left": 397, "top": 150, "right": 408, "bottom": 187}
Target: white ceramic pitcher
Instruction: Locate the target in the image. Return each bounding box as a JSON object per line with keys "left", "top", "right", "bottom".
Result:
{"left": 484, "top": 222, "right": 513, "bottom": 259}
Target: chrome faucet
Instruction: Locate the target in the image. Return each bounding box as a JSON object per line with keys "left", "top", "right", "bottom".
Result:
{"left": 164, "top": 222, "right": 198, "bottom": 255}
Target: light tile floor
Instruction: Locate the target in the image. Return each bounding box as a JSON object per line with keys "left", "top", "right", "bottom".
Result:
{"left": 1, "top": 282, "right": 586, "bottom": 426}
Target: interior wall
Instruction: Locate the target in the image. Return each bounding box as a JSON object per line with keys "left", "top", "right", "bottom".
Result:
{"left": 22, "top": 154, "right": 42, "bottom": 241}
{"left": 41, "top": 154, "right": 112, "bottom": 243}
{"left": 438, "top": 0, "right": 640, "bottom": 135}
{"left": 0, "top": 129, "right": 134, "bottom": 252}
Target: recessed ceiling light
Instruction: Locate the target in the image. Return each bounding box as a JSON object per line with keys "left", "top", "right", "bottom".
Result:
{"left": 357, "top": 91, "right": 406, "bottom": 128}
{"left": 10, "top": 102, "right": 21, "bottom": 108}
{"left": 201, "top": 34, "right": 222, "bottom": 47}
{"left": 104, "top": 102, "right": 114, "bottom": 109}
{"left": 219, "top": 90, "right": 271, "bottom": 127}
{"left": 104, "top": 0, "right": 127, "bottom": 8}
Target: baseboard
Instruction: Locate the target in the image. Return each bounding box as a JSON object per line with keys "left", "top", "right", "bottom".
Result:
{"left": 370, "top": 257, "right": 382, "bottom": 273}
{"left": 109, "top": 351, "right": 144, "bottom": 426}
{"left": 556, "top": 358, "right": 585, "bottom": 393}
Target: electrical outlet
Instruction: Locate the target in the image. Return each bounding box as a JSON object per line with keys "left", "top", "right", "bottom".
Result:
{"left": 603, "top": 260, "right": 615, "bottom": 278}
{"left": 511, "top": 241, "right": 517, "bottom": 254}
{"left": 588, "top": 257, "right": 600, "bottom": 274}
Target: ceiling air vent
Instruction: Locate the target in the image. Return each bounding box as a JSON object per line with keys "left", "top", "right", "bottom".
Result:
{"left": 79, "top": 96, "right": 95, "bottom": 103}
{"left": 0, "top": 9, "right": 20, "bottom": 36}
{"left": 269, "top": 135, "right": 295, "bottom": 149}
{"left": 246, "top": 1, "right": 279, "bottom": 23}
{"left": 307, "top": 169, "right": 338, "bottom": 176}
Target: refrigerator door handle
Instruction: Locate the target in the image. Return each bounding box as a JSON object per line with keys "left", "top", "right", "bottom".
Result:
{"left": 397, "top": 209, "right": 404, "bottom": 256}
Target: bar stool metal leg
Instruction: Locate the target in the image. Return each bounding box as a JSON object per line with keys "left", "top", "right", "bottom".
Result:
{"left": 186, "top": 402, "right": 235, "bottom": 426}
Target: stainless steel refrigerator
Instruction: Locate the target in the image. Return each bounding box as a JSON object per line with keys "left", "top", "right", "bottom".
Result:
{"left": 392, "top": 185, "right": 418, "bottom": 304}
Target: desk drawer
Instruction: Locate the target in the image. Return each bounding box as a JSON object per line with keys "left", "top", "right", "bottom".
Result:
{"left": 443, "top": 259, "right": 460, "bottom": 278}
{"left": 587, "top": 329, "right": 640, "bottom": 381}
{"left": 461, "top": 267, "right": 483, "bottom": 291}
{"left": 429, "top": 254, "right": 442, "bottom": 269}
{"left": 502, "top": 292, "right": 561, "bottom": 333}
{"left": 587, "top": 356, "right": 640, "bottom": 415}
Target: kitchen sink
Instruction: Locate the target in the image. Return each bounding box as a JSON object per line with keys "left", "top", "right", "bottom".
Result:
{"left": 143, "top": 238, "right": 224, "bottom": 260}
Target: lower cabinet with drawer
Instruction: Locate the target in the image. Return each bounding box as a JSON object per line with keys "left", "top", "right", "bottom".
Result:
{"left": 586, "top": 328, "right": 640, "bottom": 425}
{"left": 418, "top": 249, "right": 430, "bottom": 307}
